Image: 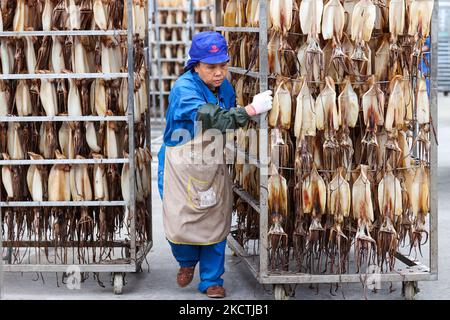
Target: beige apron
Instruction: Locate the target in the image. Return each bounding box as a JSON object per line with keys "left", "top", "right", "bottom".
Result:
{"left": 162, "top": 133, "right": 233, "bottom": 245}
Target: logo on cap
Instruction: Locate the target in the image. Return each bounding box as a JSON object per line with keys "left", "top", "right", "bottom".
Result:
{"left": 209, "top": 45, "right": 219, "bottom": 53}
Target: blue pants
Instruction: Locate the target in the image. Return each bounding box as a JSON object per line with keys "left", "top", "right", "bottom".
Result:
{"left": 168, "top": 239, "right": 226, "bottom": 293}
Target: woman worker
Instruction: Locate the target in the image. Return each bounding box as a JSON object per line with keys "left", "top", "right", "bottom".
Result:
{"left": 157, "top": 31, "right": 273, "bottom": 298}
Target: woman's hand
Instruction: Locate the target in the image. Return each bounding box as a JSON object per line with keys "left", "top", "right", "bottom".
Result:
{"left": 245, "top": 90, "right": 273, "bottom": 116}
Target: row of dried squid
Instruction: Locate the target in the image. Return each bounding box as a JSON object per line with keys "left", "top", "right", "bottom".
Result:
{"left": 154, "top": 1, "right": 212, "bottom": 26}
{"left": 0, "top": 25, "right": 149, "bottom": 161}
{"left": 156, "top": 10, "right": 185, "bottom": 26}
{"left": 157, "top": 27, "right": 188, "bottom": 42}
{"left": 151, "top": 42, "right": 185, "bottom": 61}
{"left": 155, "top": 0, "right": 187, "bottom": 7}
{"left": 266, "top": 153, "right": 429, "bottom": 274}
{"left": 1, "top": 106, "right": 151, "bottom": 263}
{"left": 150, "top": 78, "right": 177, "bottom": 92}
{"left": 223, "top": 0, "right": 260, "bottom": 27}
{"left": 1, "top": 107, "right": 151, "bottom": 264}
{"left": 0, "top": 72, "right": 148, "bottom": 157}
{"left": 268, "top": 0, "right": 433, "bottom": 276}
{"left": 1, "top": 1, "right": 152, "bottom": 265}
{"left": 1, "top": 143, "right": 152, "bottom": 264}
{"left": 265, "top": 71, "right": 431, "bottom": 275}
{"left": 0, "top": 28, "right": 148, "bottom": 126}
{"left": 1, "top": 0, "right": 147, "bottom": 39}
{"left": 0, "top": 73, "right": 147, "bottom": 120}
{"left": 229, "top": 72, "right": 431, "bottom": 275}
{"left": 266, "top": 0, "right": 433, "bottom": 41}
{"left": 224, "top": 0, "right": 434, "bottom": 90}
{"left": 0, "top": 32, "right": 146, "bottom": 77}
{"left": 149, "top": 41, "right": 183, "bottom": 113}
{"left": 194, "top": 5, "right": 214, "bottom": 27}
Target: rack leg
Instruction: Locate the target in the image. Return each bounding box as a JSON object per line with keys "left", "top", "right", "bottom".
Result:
{"left": 2, "top": 248, "right": 12, "bottom": 264}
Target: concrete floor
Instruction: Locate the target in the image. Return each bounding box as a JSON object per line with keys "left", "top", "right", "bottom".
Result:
{"left": 1, "top": 93, "right": 450, "bottom": 300}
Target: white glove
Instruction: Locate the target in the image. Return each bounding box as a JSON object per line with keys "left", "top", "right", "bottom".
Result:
{"left": 247, "top": 90, "right": 273, "bottom": 116}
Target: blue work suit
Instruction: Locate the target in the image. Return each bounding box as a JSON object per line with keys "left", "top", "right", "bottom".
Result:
{"left": 157, "top": 69, "right": 236, "bottom": 292}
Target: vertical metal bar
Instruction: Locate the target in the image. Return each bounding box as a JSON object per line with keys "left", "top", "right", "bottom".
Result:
{"left": 126, "top": 0, "right": 137, "bottom": 270}
{"left": 148, "top": 0, "right": 158, "bottom": 121}
{"left": 0, "top": 189, "right": 3, "bottom": 298}
{"left": 205, "top": 2, "right": 212, "bottom": 29}
{"left": 188, "top": 0, "right": 194, "bottom": 46}
{"left": 429, "top": 0, "right": 439, "bottom": 277}
{"left": 146, "top": 0, "right": 154, "bottom": 249}
{"left": 258, "top": 0, "right": 269, "bottom": 278}
{"left": 153, "top": 0, "right": 165, "bottom": 125}
{"left": 185, "top": 0, "right": 193, "bottom": 65}
{"left": 215, "top": 0, "right": 222, "bottom": 28}
{"left": 210, "top": 2, "right": 214, "bottom": 28}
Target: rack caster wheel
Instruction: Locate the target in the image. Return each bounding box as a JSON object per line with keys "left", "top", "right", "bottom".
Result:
{"left": 403, "top": 281, "right": 418, "bottom": 300}
{"left": 274, "top": 284, "right": 289, "bottom": 300}
{"left": 113, "top": 273, "right": 124, "bottom": 295}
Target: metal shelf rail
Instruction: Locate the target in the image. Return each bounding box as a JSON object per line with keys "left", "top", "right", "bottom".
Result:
{"left": 216, "top": 0, "right": 438, "bottom": 300}
{"left": 0, "top": 0, "right": 153, "bottom": 295}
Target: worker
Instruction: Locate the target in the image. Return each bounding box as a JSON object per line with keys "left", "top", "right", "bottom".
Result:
{"left": 157, "top": 31, "right": 273, "bottom": 298}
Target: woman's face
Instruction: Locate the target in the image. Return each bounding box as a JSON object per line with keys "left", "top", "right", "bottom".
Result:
{"left": 195, "top": 62, "right": 228, "bottom": 89}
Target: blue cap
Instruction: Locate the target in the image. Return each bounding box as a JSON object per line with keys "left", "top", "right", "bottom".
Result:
{"left": 186, "top": 31, "right": 229, "bottom": 69}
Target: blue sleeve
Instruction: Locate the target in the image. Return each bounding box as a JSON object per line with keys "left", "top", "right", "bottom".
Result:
{"left": 171, "top": 85, "right": 207, "bottom": 122}
{"left": 230, "top": 91, "right": 236, "bottom": 109}
{"left": 222, "top": 79, "right": 236, "bottom": 110}
{"left": 157, "top": 144, "right": 166, "bottom": 199}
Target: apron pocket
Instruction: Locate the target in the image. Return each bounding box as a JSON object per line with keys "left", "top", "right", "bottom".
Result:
{"left": 187, "top": 175, "right": 219, "bottom": 210}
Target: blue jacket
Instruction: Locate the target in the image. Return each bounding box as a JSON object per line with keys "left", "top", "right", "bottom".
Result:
{"left": 157, "top": 70, "right": 237, "bottom": 198}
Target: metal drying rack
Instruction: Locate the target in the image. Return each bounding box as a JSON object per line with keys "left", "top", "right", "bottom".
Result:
{"left": 215, "top": 0, "right": 438, "bottom": 300}
{"left": 0, "top": 0, "right": 153, "bottom": 295}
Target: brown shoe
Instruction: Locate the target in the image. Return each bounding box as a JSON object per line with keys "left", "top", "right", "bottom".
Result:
{"left": 177, "top": 266, "right": 195, "bottom": 287}
{"left": 206, "top": 285, "right": 226, "bottom": 298}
